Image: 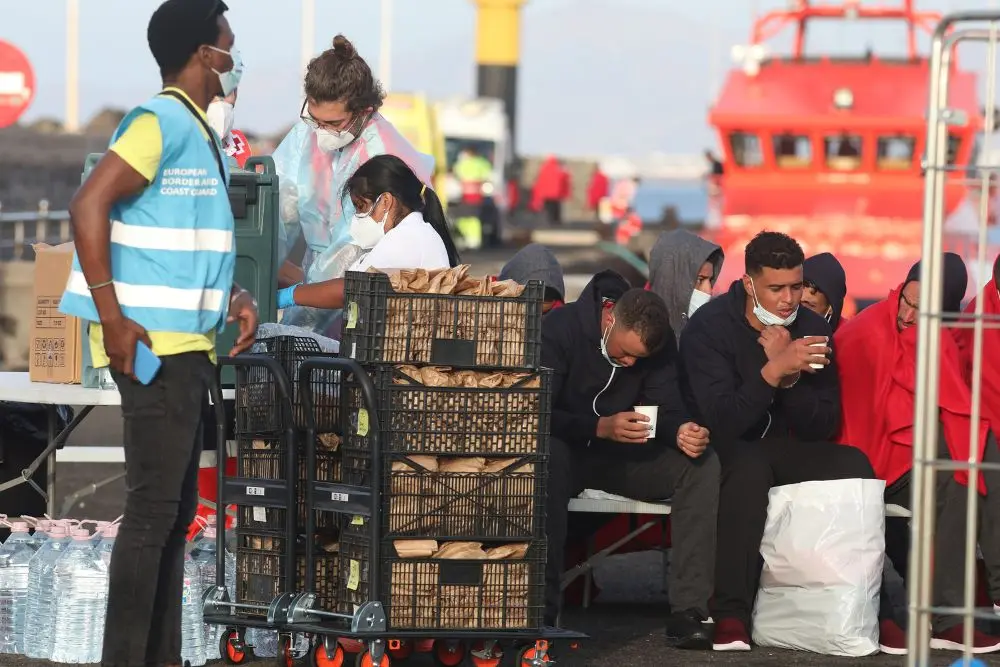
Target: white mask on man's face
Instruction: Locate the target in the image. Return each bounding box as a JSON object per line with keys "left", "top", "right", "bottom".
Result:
{"left": 688, "top": 289, "right": 711, "bottom": 318}
{"left": 207, "top": 100, "right": 234, "bottom": 139}
{"left": 748, "top": 277, "right": 799, "bottom": 327}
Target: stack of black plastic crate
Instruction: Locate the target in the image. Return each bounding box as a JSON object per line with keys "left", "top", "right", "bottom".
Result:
{"left": 230, "top": 336, "right": 345, "bottom": 617}
{"left": 336, "top": 269, "right": 551, "bottom": 637}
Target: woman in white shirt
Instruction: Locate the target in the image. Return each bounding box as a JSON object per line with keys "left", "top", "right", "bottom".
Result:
{"left": 276, "top": 154, "right": 460, "bottom": 310}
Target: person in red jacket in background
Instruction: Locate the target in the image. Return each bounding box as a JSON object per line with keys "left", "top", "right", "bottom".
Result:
{"left": 207, "top": 89, "right": 253, "bottom": 168}
{"left": 836, "top": 254, "right": 1000, "bottom": 653}
{"left": 531, "top": 155, "right": 571, "bottom": 224}
{"left": 586, "top": 166, "right": 609, "bottom": 221}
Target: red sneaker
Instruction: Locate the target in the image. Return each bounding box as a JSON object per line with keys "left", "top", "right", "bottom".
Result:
{"left": 879, "top": 619, "right": 907, "bottom": 655}
{"left": 712, "top": 617, "right": 751, "bottom": 652}
{"left": 930, "top": 625, "right": 1000, "bottom": 653}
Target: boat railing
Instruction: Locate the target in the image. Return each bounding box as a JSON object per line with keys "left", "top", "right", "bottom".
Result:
{"left": 0, "top": 201, "right": 72, "bottom": 261}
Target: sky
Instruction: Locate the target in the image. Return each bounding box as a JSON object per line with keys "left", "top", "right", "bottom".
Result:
{"left": 0, "top": 0, "right": 995, "bottom": 157}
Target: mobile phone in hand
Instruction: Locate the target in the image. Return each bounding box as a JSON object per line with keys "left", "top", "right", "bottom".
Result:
{"left": 134, "top": 341, "right": 162, "bottom": 385}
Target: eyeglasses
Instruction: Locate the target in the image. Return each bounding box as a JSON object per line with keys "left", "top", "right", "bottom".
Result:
{"left": 299, "top": 100, "right": 352, "bottom": 132}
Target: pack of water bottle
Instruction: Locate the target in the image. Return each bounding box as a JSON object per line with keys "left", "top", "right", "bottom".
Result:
{"left": 0, "top": 513, "right": 237, "bottom": 665}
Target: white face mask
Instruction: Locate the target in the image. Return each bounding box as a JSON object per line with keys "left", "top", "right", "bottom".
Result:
{"left": 599, "top": 316, "right": 626, "bottom": 368}
{"left": 748, "top": 277, "right": 799, "bottom": 327}
{"left": 207, "top": 100, "right": 234, "bottom": 139}
{"left": 349, "top": 195, "right": 389, "bottom": 250}
{"left": 688, "top": 289, "right": 711, "bottom": 318}
{"left": 316, "top": 128, "right": 357, "bottom": 152}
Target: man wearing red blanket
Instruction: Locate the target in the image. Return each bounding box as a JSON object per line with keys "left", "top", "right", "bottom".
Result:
{"left": 836, "top": 253, "right": 1000, "bottom": 653}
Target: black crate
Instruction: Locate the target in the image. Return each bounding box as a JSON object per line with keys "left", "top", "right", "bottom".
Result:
{"left": 339, "top": 527, "right": 371, "bottom": 615}
{"left": 234, "top": 336, "right": 342, "bottom": 435}
{"left": 234, "top": 530, "right": 340, "bottom": 616}
{"left": 385, "top": 455, "right": 545, "bottom": 540}
{"left": 340, "top": 271, "right": 544, "bottom": 369}
{"left": 343, "top": 367, "right": 551, "bottom": 476}
{"left": 383, "top": 541, "right": 546, "bottom": 631}
{"left": 236, "top": 436, "right": 341, "bottom": 532}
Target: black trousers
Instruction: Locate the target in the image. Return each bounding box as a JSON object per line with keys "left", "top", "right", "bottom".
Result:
{"left": 712, "top": 437, "right": 877, "bottom": 628}
{"left": 543, "top": 199, "right": 562, "bottom": 225}
{"left": 103, "top": 352, "right": 213, "bottom": 667}
{"left": 883, "top": 428, "right": 1000, "bottom": 633}
{"left": 546, "top": 437, "right": 720, "bottom": 623}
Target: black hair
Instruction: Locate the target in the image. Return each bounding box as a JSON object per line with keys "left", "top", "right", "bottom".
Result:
{"left": 148, "top": 0, "right": 229, "bottom": 79}
{"left": 994, "top": 253, "right": 1000, "bottom": 286}
{"left": 745, "top": 231, "right": 805, "bottom": 275}
{"left": 305, "top": 35, "right": 384, "bottom": 112}
{"left": 346, "top": 155, "right": 461, "bottom": 267}
{"left": 614, "top": 289, "right": 672, "bottom": 355}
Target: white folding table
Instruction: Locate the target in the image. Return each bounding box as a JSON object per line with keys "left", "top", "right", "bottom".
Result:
{"left": 0, "top": 372, "right": 235, "bottom": 518}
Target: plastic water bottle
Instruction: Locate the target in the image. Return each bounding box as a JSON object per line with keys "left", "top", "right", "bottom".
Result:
{"left": 95, "top": 525, "right": 117, "bottom": 569}
{"left": 180, "top": 553, "right": 207, "bottom": 666}
{"left": 27, "top": 521, "right": 52, "bottom": 549}
{"left": 23, "top": 525, "right": 70, "bottom": 659}
{"left": 192, "top": 523, "right": 222, "bottom": 660}
{"left": 225, "top": 548, "right": 236, "bottom": 604}
{"left": 49, "top": 529, "right": 108, "bottom": 664}
{"left": 189, "top": 514, "right": 216, "bottom": 558}
{"left": 2, "top": 522, "right": 34, "bottom": 552}
{"left": 0, "top": 522, "right": 35, "bottom": 654}
{"left": 248, "top": 628, "right": 279, "bottom": 657}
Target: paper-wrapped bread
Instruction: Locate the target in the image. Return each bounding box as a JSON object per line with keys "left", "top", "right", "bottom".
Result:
{"left": 433, "top": 542, "right": 486, "bottom": 559}
{"left": 394, "top": 539, "right": 439, "bottom": 559}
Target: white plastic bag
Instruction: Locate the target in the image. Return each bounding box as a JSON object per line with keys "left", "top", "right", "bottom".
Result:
{"left": 751, "top": 478, "right": 886, "bottom": 657}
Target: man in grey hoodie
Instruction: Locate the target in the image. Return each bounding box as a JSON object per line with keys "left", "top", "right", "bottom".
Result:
{"left": 499, "top": 243, "right": 566, "bottom": 313}
{"left": 648, "top": 230, "right": 724, "bottom": 343}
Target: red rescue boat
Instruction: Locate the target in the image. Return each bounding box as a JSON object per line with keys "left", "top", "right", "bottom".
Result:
{"left": 708, "top": 0, "right": 990, "bottom": 303}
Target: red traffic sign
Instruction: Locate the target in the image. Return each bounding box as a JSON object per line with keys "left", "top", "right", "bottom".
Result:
{"left": 0, "top": 40, "right": 34, "bottom": 129}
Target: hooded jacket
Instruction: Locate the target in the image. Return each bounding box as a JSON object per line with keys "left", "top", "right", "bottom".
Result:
{"left": 803, "top": 253, "right": 847, "bottom": 330}
{"left": 679, "top": 280, "right": 840, "bottom": 443}
{"left": 836, "top": 262, "right": 986, "bottom": 490}
{"left": 648, "top": 230, "right": 724, "bottom": 343}
{"left": 541, "top": 270, "right": 689, "bottom": 457}
{"left": 498, "top": 244, "right": 566, "bottom": 302}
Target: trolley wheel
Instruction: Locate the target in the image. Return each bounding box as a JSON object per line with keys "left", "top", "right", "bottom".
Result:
{"left": 469, "top": 640, "right": 502, "bottom": 667}
{"left": 311, "top": 643, "right": 345, "bottom": 667}
{"left": 433, "top": 640, "right": 465, "bottom": 666}
{"left": 278, "top": 634, "right": 300, "bottom": 667}
{"left": 221, "top": 629, "right": 251, "bottom": 664}
{"left": 387, "top": 639, "right": 413, "bottom": 661}
{"left": 516, "top": 641, "right": 552, "bottom": 667}
{"left": 354, "top": 649, "right": 390, "bottom": 667}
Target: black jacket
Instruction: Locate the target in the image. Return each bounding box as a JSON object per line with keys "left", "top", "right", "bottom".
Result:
{"left": 541, "top": 270, "right": 689, "bottom": 457}
{"left": 678, "top": 280, "right": 840, "bottom": 443}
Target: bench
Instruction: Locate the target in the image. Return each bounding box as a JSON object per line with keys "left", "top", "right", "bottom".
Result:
{"left": 561, "top": 491, "right": 912, "bottom": 607}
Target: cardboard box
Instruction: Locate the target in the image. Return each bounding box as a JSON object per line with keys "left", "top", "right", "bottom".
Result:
{"left": 30, "top": 243, "right": 82, "bottom": 384}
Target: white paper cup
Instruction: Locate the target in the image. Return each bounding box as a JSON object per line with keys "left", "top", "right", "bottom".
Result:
{"left": 809, "top": 342, "right": 827, "bottom": 370}
{"left": 633, "top": 405, "right": 658, "bottom": 439}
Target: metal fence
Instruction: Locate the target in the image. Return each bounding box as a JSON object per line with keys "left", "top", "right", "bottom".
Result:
{"left": 0, "top": 202, "right": 73, "bottom": 260}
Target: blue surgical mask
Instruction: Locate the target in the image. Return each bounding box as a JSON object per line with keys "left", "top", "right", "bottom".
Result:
{"left": 599, "top": 316, "right": 626, "bottom": 368}
{"left": 748, "top": 277, "right": 798, "bottom": 327}
{"left": 209, "top": 46, "right": 243, "bottom": 97}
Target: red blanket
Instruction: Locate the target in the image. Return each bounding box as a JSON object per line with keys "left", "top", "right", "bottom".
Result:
{"left": 835, "top": 284, "right": 988, "bottom": 489}
{"left": 954, "top": 279, "right": 1000, "bottom": 439}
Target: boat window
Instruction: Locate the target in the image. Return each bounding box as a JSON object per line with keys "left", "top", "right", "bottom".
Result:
{"left": 824, "top": 134, "right": 863, "bottom": 171}
{"left": 729, "top": 132, "right": 763, "bottom": 168}
{"left": 947, "top": 135, "right": 962, "bottom": 166}
{"left": 876, "top": 135, "right": 915, "bottom": 170}
{"left": 772, "top": 134, "right": 812, "bottom": 168}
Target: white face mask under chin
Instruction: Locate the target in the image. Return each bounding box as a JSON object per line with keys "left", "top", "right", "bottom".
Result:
{"left": 688, "top": 289, "right": 711, "bottom": 318}
{"left": 599, "top": 317, "right": 626, "bottom": 368}
{"left": 748, "top": 278, "right": 799, "bottom": 327}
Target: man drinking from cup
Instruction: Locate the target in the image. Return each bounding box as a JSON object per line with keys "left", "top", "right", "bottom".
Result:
{"left": 678, "top": 231, "right": 882, "bottom": 653}
{"left": 542, "top": 271, "right": 718, "bottom": 650}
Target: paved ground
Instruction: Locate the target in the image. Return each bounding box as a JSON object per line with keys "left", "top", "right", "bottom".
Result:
{"left": 5, "top": 245, "right": 999, "bottom": 666}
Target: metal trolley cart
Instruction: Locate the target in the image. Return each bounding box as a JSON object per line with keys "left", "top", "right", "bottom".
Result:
{"left": 274, "top": 357, "right": 585, "bottom": 667}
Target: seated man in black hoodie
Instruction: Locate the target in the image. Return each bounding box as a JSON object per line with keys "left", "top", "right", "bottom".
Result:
{"left": 679, "top": 231, "right": 875, "bottom": 652}
{"left": 801, "top": 251, "right": 848, "bottom": 331}
{"left": 543, "top": 270, "right": 719, "bottom": 649}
